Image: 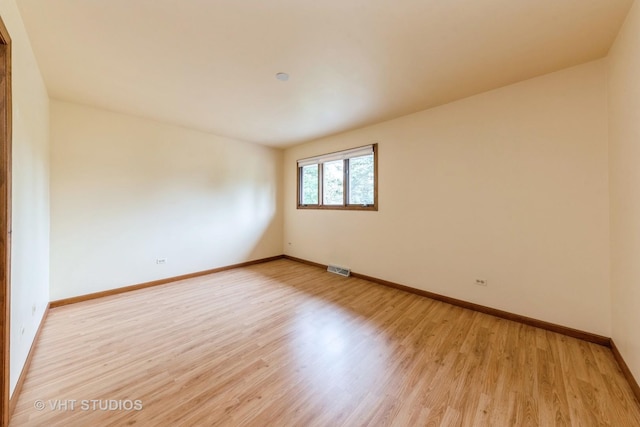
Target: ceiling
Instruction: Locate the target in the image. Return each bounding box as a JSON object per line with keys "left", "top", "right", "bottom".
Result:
{"left": 17, "top": 0, "right": 633, "bottom": 147}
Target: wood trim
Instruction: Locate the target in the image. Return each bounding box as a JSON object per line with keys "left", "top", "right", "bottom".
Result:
{"left": 297, "top": 143, "right": 378, "bottom": 211}
{"left": 15, "top": 257, "right": 640, "bottom": 421}
{"left": 9, "top": 304, "right": 49, "bottom": 417}
{"left": 374, "top": 143, "right": 378, "bottom": 209}
{"left": 319, "top": 161, "right": 324, "bottom": 205}
{"left": 351, "top": 270, "right": 611, "bottom": 346}
{"left": 611, "top": 339, "right": 640, "bottom": 405}
{"left": 50, "top": 256, "right": 285, "bottom": 308}
{"left": 296, "top": 164, "right": 301, "bottom": 207}
{"left": 0, "top": 17, "right": 11, "bottom": 427}
{"left": 297, "top": 204, "right": 377, "bottom": 211}
{"left": 282, "top": 255, "right": 327, "bottom": 270}
{"left": 10, "top": 260, "right": 640, "bottom": 425}
{"left": 343, "top": 158, "right": 348, "bottom": 206}
{"left": 296, "top": 163, "right": 322, "bottom": 208}
{"left": 282, "top": 255, "right": 611, "bottom": 347}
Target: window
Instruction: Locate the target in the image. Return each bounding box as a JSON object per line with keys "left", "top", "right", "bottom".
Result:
{"left": 297, "top": 144, "right": 377, "bottom": 210}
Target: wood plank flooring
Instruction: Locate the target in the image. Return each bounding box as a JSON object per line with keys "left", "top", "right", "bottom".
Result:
{"left": 9, "top": 259, "right": 640, "bottom": 426}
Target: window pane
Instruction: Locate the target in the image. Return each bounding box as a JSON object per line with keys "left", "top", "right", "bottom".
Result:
{"left": 323, "top": 160, "right": 344, "bottom": 205}
{"left": 348, "top": 154, "right": 374, "bottom": 205}
{"left": 301, "top": 165, "right": 318, "bottom": 204}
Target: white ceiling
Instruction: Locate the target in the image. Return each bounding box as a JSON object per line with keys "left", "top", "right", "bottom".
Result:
{"left": 17, "top": 0, "right": 633, "bottom": 147}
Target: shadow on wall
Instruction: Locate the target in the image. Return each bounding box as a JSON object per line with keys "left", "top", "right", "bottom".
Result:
{"left": 234, "top": 177, "right": 283, "bottom": 263}
{"left": 50, "top": 100, "right": 284, "bottom": 299}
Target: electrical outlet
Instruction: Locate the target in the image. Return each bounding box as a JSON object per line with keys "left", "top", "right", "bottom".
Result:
{"left": 156, "top": 258, "right": 167, "bottom": 265}
{"left": 475, "top": 279, "right": 487, "bottom": 287}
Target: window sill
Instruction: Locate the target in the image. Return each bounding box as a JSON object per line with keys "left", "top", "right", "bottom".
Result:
{"left": 297, "top": 205, "right": 378, "bottom": 211}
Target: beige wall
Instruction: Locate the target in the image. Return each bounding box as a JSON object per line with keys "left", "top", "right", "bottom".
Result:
{"left": 284, "top": 60, "right": 611, "bottom": 335}
{"left": 8, "top": 0, "right": 637, "bottom": 399}
{"left": 50, "top": 100, "right": 283, "bottom": 300}
{"left": 608, "top": 0, "right": 640, "bottom": 382}
{"left": 0, "top": 1, "right": 50, "bottom": 396}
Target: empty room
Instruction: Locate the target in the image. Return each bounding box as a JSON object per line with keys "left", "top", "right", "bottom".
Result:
{"left": 1, "top": 0, "right": 640, "bottom": 425}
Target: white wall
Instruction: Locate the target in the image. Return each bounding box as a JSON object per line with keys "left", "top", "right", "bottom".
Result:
{"left": 50, "top": 100, "right": 283, "bottom": 300}
{"left": 0, "top": 0, "right": 50, "bottom": 396}
{"left": 284, "top": 60, "right": 611, "bottom": 335}
{"left": 608, "top": 0, "right": 640, "bottom": 383}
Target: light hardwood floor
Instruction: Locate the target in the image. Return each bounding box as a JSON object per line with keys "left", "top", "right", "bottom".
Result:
{"left": 9, "top": 259, "right": 640, "bottom": 426}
